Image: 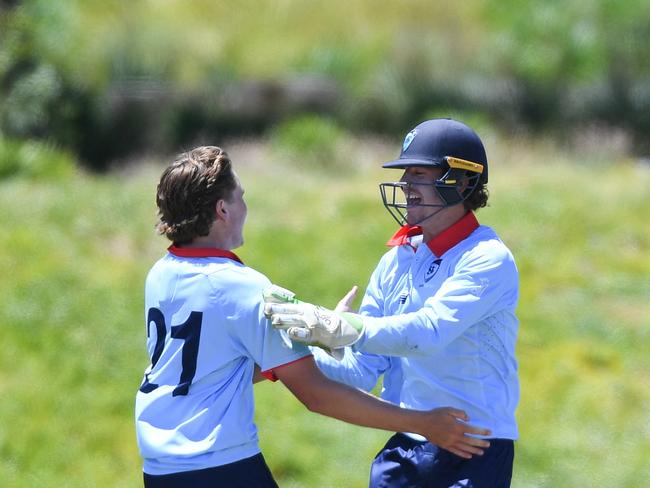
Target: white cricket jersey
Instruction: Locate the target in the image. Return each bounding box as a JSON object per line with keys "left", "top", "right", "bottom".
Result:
{"left": 316, "top": 212, "right": 519, "bottom": 440}
{"left": 135, "top": 246, "right": 310, "bottom": 475}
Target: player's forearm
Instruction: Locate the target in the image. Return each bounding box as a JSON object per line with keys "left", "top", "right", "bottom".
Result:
{"left": 300, "top": 376, "right": 424, "bottom": 435}
{"left": 276, "top": 356, "right": 489, "bottom": 453}
{"left": 276, "top": 354, "right": 423, "bottom": 434}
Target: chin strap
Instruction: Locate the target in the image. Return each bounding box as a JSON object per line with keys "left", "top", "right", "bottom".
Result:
{"left": 411, "top": 206, "right": 445, "bottom": 226}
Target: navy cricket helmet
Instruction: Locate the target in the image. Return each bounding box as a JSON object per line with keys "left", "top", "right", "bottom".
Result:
{"left": 383, "top": 118, "right": 488, "bottom": 181}
{"left": 379, "top": 118, "right": 488, "bottom": 225}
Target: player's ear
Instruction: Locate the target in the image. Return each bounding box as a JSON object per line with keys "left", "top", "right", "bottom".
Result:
{"left": 215, "top": 199, "right": 228, "bottom": 221}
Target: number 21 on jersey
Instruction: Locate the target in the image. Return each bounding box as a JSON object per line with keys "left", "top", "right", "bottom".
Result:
{"left": 139, "top": 307, "right": 203, "bottom": 397}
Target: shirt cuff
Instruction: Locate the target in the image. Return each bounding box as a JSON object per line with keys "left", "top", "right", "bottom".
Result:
{"left": 351, "top": 322, "right": 371, "bottom": 352}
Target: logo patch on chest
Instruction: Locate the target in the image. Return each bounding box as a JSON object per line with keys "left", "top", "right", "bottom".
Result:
{"left": 424, "top": 258, "right": 443, "bottom": 283}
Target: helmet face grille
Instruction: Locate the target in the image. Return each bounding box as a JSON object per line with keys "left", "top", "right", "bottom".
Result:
{"left": 379, "top": 181, "right": 448, "bottom": 227}
{"left": 379, "top": 182, "right": 410, "bottom": 226}
{"left": 379, "top": 166, "right": 482, "bottom": 226}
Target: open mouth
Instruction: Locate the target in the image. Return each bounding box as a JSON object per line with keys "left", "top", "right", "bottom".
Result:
{"left": 404, "top": 189, "right": 422, "bottom": 207}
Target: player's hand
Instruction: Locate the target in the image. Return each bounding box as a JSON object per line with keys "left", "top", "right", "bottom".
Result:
{"left": 265, "top": 301, "right": 364, "bottom": 347}
{"left": 419, "top": 407, "right": 492, "bottom": 459}
{"left": 263, "top": 285, "right": 359, "bottom": 360}
{"left": 335, "top": 286, "right": 358, "bottom": 313}
{"left": 263, "top": 289, "right": 365, "bottom": 354}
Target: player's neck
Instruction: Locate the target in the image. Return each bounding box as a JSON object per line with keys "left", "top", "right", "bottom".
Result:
{"left": 180, "top": 228, "right": 241, "bottom": 251}
{"left": 420, "top": 206, "right": 467, "bottom": 243}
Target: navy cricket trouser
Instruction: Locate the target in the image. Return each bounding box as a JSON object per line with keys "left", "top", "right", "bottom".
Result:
{"left": 369, "top": 433, "right": 514, "bottom": 488}
{"left": 142, "top": 453, "right": 279, "bottom": 488}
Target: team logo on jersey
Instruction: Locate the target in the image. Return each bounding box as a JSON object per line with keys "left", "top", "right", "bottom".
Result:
{"left": 424, "top": 258, "right": 442, "bottom": 283}
{"left": 403, "top": 129, "right": 417, "bottom": 152}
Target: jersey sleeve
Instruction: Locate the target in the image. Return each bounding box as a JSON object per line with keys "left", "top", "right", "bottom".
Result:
{"left": 247, "top": 299, "right": 311, "bottom": 377}
{"left": 312, "top": 346, "right": 391, "bottom": 392}
{"left": 355, "top": 241, "right": 519, "bottom": 357}
{"left": 217, "top": 270, "right": 311, "bottom": 379}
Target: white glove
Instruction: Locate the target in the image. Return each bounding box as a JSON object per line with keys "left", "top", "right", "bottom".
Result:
{"left": 262, "top": 285, "right": 299, "bottom": 349}
{"left": 263, "top": 286, "right": 364, "bottom": 360}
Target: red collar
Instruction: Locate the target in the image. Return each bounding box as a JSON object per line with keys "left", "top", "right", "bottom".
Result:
{"left": 426, "top": 211, "right": 479, "bottom": 257}
{"left": 386, "top": 212, "right": 479, "bottom": 257}
{"left": 386, "top": 225, "right": 423, "bottom": 247}
{"left": 168, "top": 245, "right": 244, "bottom": 264}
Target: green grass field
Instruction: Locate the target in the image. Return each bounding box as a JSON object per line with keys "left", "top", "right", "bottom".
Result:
{"left": 1, "top": 136, "right": 649, "bottom": 487}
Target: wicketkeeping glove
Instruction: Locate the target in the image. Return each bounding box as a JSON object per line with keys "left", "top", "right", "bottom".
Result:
{"left": 262, "top": 285, "right": 364, "bottom": 361}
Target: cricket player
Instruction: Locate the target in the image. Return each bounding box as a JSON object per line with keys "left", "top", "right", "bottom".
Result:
{"left": 134, "top": 145, "right": 492, "bottom": 487}
{"left": 265, "top": 119, "right": 520, "bottom": 487}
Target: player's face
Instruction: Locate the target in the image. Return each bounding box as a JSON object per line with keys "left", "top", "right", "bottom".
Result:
{"left": 399, "top": 166, "right": 445, "bottom": 225}
{"left": 225, "top": 175, "right": 247, "bottom": 248}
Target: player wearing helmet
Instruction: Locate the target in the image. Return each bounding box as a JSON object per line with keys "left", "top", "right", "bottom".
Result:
{"left": 135, "top": 145, "right": 492, "bottom": 487}
{"left": 265, "top": 119, "right": 520, "bottom": 487}
{"left": 380, "top": 117, "right": 489, "bottom": 228}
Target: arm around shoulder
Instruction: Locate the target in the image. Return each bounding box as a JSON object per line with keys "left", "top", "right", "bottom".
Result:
{"left": 273, "top": 356, "right": 492, "bottom": 458}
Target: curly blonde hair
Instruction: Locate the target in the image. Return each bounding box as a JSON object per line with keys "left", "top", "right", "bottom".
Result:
{"left": 156, "top": 146, "right": 237, "bottom": 245}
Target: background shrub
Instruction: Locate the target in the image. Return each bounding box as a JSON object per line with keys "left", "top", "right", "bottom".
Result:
{"left": 2, "top": 0, "right": 650, "bottom": 171}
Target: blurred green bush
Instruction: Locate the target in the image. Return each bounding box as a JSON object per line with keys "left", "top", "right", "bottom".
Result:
{"left": 269, "top": 114, "right": 353, "bottom": 170}
{"left": 2, "top": 0, "right": 650, "bottom": 171}
{"left": 0, "top": 134, "right": 75, "bottom": 180}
